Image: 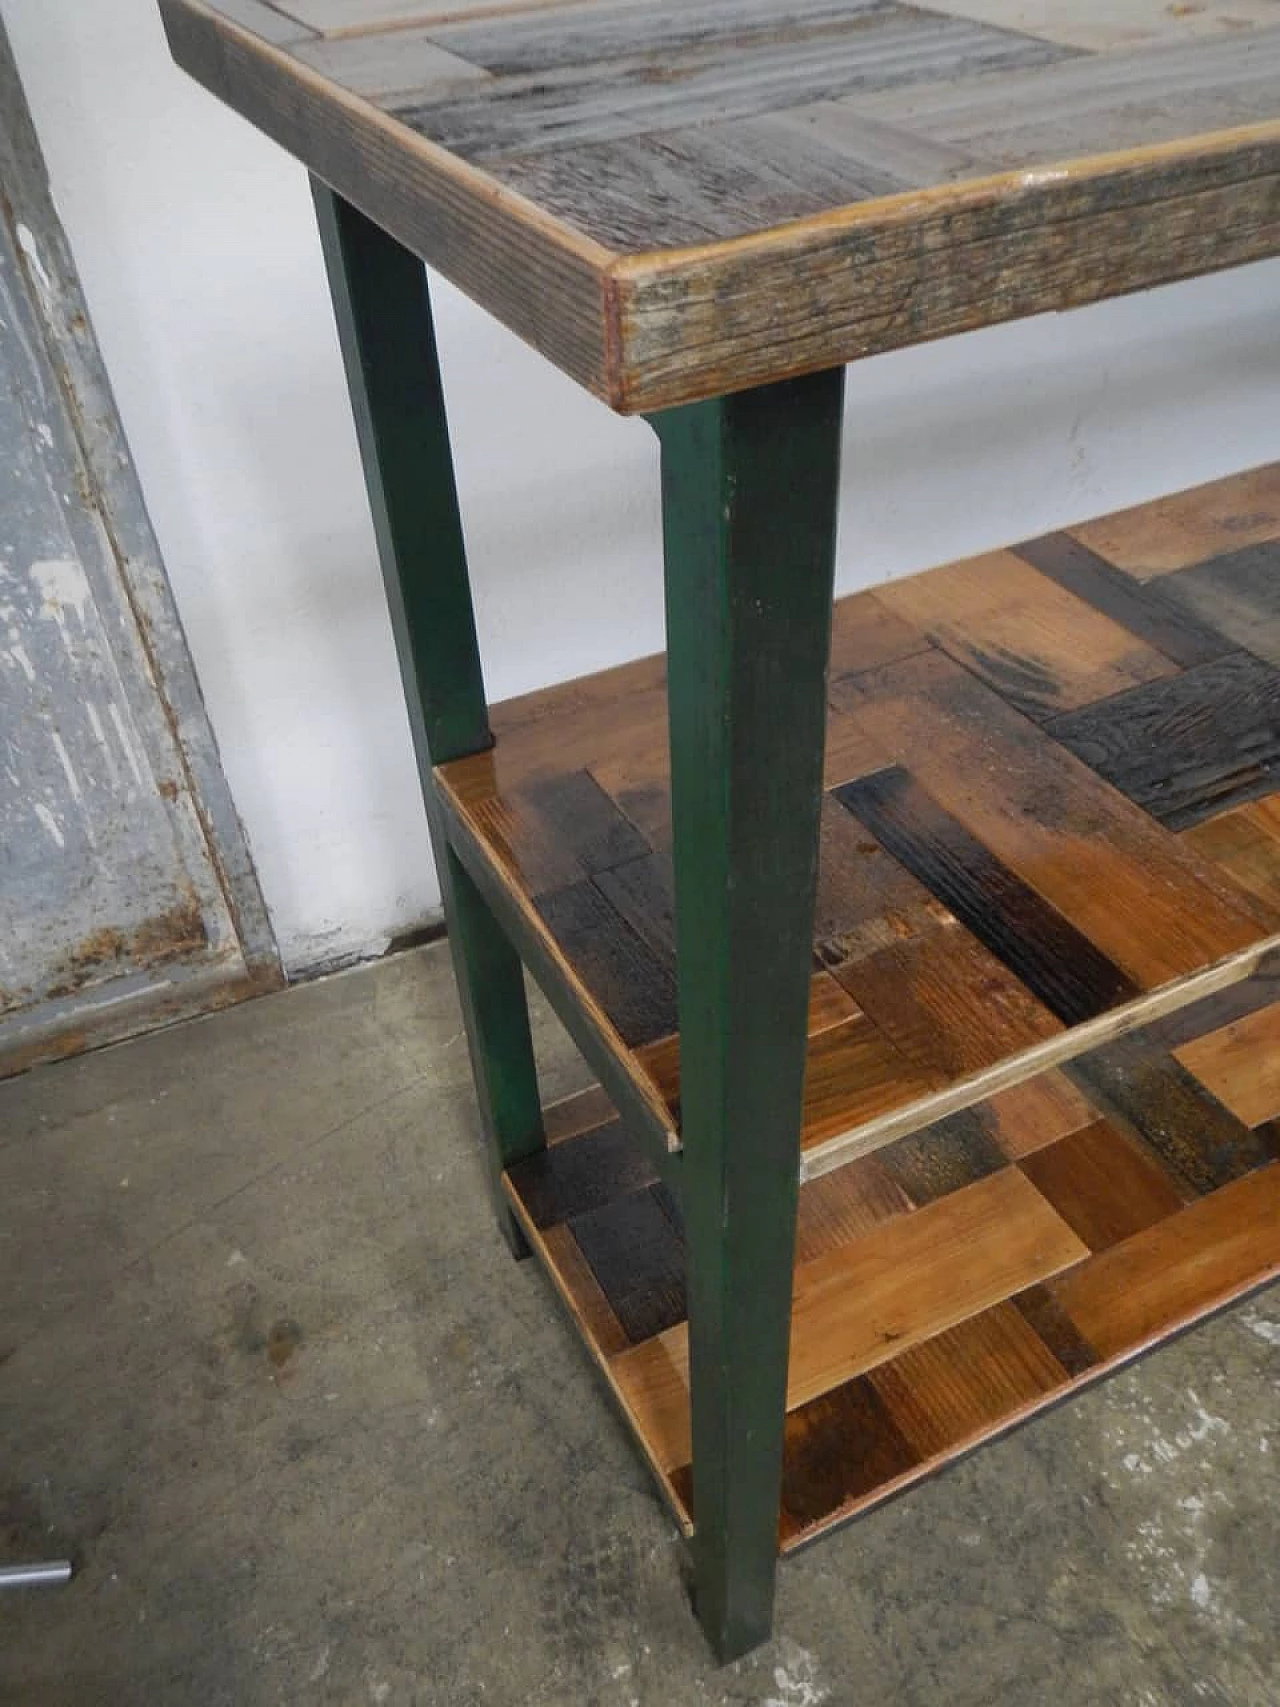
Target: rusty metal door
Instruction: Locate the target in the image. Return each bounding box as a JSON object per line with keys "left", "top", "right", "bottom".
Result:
{"left": 0, "top": 26, "right": 280, "bottom": 1076}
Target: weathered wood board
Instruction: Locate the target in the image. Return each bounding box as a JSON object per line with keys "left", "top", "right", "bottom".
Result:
{"left": 161, "top": 0, "right": 1280, "bottom": 409}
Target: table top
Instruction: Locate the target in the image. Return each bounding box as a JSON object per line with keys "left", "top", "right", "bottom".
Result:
{"left": 162, "top": 0, "right": 1280, "bottom": 412}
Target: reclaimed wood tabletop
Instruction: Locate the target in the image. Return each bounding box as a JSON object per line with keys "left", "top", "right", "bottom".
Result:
{"left": 162, "top": 0, "right": 1280, "bottom": 409}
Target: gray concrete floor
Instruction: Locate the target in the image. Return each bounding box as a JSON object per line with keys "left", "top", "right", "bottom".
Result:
{"left": 0, "top": 942, "right": 1276, "bottom": 1706}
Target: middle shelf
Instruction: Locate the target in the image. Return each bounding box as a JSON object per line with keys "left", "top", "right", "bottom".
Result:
{"left": 435, "top": 477, "right": 1280, "bottom": 1179}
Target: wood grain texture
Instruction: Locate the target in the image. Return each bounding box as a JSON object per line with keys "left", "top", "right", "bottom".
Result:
{"left": 1157, "top": 543, "right": 1280, "bottom": 669}
{"left": 165, "top": 0, "right": 1280, "bottom": 409}
{"left": 1070, "top": 464, "right": 1280, "bottom": 579}
{"left": 1174, "top": 1002, "right": 1280, "bottom": 1128}
{"left": 1183, "top": 799, "right": 1280, "bottom": 923}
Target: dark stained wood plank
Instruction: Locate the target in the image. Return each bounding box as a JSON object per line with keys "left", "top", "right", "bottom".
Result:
{"left": 1071, "top": 465, "right": 1280, "bottom": 580}
{"left": 1139, "top": 956, "right": 1280, "bottom": 1053}
{"left": 777, "top": 1374, "right": 920, "bottom": 1541}
{"left": 1065, "top": 1035, "right": 1275, "bottom": 1198}
{"left": 867, "top": 1301, "right": 1068, "bottom": 1459}
{"left": 466, "top": 789, "right": 587, "bottom": 898}
{"left": 1182, "top": 797, "right": 1280, "bottom": 924}
{"left": 838, "top": 648, "right": 1268, "bottom": 988}
{"left": 1050, "top": 1161, "right": 1280, "bottom": 1358}
{"left": 1013, "top": 532, "right": 1234, "bottom": 669}
{"left": 535, "top": 880, "right": 678, "bottom": 1048}
{"left": 1010, "top": 1283, "right": 1098, "bottom": 1377}
{"left": 875, "top": 548, "right": 1177, "bottom": 718}
{"left": 1174, "top": 1002, "right": 1280, "bottom": 1128}
{"left": 392, "top": 11, "right": 1073, "bottom": 163}
{"left": 1019, "top": 1119, "right": 1188, "bottom": 1253}
{"left": 873, "top": 1108, "right": 1008, "bottom": 1207}
{"left": 506, "top": 1115, "right": 656, "bottom": 1229}
{"left": 835, "top": 767, "right": 1140, "bottom": 1025}
{"left": 569, "top": 1182, "right": 686, "bottom": 1345}
{"left": 523, "top": 768, "right": 650, "bottom": 874}
{"left": 1045, "top": 650, "right": 1280, "bottom": 831}
{"left": 540, "top": 1220, "right": 632, "bottom": 1358}
{"left": 593, "top": 850, "right": 676, "bottom": 965}
{"left": 1158, "top": 542, "right": 1280, "bottom": 670}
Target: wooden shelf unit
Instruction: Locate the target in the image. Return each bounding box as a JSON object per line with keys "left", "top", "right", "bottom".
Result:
{"left": 437, "top": 462, "right": 1280, "bottom": 1549}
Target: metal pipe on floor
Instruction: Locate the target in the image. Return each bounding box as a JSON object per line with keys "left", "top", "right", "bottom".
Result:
{"left": 0, "top": 1562, "right": 72, "bottom": 1591}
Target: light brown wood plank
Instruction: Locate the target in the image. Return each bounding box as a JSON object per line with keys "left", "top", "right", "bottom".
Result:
{"left": 838, "top": 648, "right": 1268, "bottom": 989}
{"left": 1051, "top": 1161, "right": 1280, "bottom": 1358}
{"left": 542, "top": 1082, "right": 616, "bottom": 1146}
{"left": 540, "top": 1220, "right": 631, "bottom": 1357}
{"left": 794, "top": 1155, "right": 913, "bottom": 1264}
{"left": 1184, "top": 798, "right": 1280, "bottom": 922}
{"left": 292, "top": 31, "right": 492, "bottom": 98}
{"left": 1175, "top": 1002, "right": 1280, "bottom": 1128}
{"left": 875, "top": 549, "right": 1178, "bottom": 719}
{"left": 612, "top": 1167, "right": 1087, "bottom": 1468}
{"left": 1071, "top": 465, "right": 1280, "bottom": 580}
{"left": 868, "top": 1301, "right": 1068, "bottom": 1458}
{"left": 983, "top": 1070, "right": 1099, "bottom": 1161}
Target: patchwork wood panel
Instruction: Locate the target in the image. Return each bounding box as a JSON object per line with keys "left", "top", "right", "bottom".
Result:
{"left": 166, "top": 1, "right": 1280, "bottom": 409}
{"left": 507, "top": 976, "right": 1280, "bottom": 1546}
{"left": 439, "top": 463, "right": 1280, "bottom": 1173}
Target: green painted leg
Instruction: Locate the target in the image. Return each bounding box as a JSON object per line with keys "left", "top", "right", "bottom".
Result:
{"left": 649, "top": 370, "right": 845, "bottom": 1661}
{"left": 313, "top": 182, "right": 544, "bottom": 1256}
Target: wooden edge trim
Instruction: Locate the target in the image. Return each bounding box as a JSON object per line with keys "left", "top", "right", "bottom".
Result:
{"left": 435, "top": 776, "right": 682, "bottom": 1154}
{"left": 608, "top": 120, "right": 1280, "bottom": 283}
{"left": 799, "top": 934, "right": 1280, "bottom": 1184}
{"left": 503, "top": 1177, "right": 696, "bottom": 1537}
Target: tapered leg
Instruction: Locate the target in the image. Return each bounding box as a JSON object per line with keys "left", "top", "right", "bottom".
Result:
{"left": 313, "top": 182, "right": 544, "bottom": 1253}
{"left": 649, "top": 370, "right": 845, "bottom": 1660}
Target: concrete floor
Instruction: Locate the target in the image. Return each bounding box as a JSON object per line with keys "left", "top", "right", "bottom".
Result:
{"left": 0, "top": 942, "right": 1276, "bottom": 1707}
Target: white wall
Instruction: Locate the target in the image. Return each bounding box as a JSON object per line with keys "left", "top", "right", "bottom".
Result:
{"left": 5, "top": 0, "right": 1280, "bottom": 975}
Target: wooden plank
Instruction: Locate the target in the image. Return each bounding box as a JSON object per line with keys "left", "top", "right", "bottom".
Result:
{"left": 838, "top": 648, "right": 1267, "bottom": 988}
{"left": 523, "top": 768, "right": 650, "bottom": 875}
{"left": 812, "top": 792, "right": 948, "bottom": 970}
{"left": 867, "top": 1301, "right": 1068, "bottom": 1459}
{"left": 542, "top": 1082, "right": 617, "bottom": 1145}
{"left": 1013, "top": 532, "right": 1233, "bottom": 669}
{"left": 593, "top": 851, "right": 676, "bottom": 965}
{"left": 1010, "top": 1283, "right": 1098, "bottom": 1377}
{"left": 1158, "top": 543, "right": 1280, "bottom": 669}
{"left": 505, "top": 1115, "right": 656, "bottom": 1229}
{"left": 799, "top": 1011, "right": 938, "bottom": 1149}
{"left": 217, "top": 0, "right": 317, "bottom": 42}
{"left": 831, "top": 926, "right": 1063, "bottom": 1082}
{"left": 921, "top": 0, "right": 1280, "bottom": 53}
{"left": 535, "top": 879, "right": 678, "bottom": 1049}
{"left": 1175, "top": 1003, "right": 1280, "bottom": 1128}
{"left": 1019, "top": 1119, "right": 1188, "bottom": 1253}
{"left": 875, "top": 548, "right": 1178, "bottom": 718}
{"left": 1070, "top": 465, "right": 1280, "bottom": 580}
{"left": 465, "top": 790, "right": 586, "bottom": 898}
{"left": 431, "top": 0, "right": 894, "bottom": 77}
{"left": 1065, "top": 1035, "right": 1275, "bottom": 1198}
{"left": 274, "top": 0, "right": 588, "bottom": 34}
{"left": 1045, "top": 650, "right": 1280, "bottom": 832}
{"left": 982, "top": 1071, "right": 1098, "bottom": 1161}
{"left": 835, "top": 767, "right": 1141, "bottom": 1024}
{"left": 394, "top": 11, "right": 1072, "bottom": 164}
{"left": 794, "top": 1156, "right": 913, "bottom": 1264}
{"left": 540, "top": 1221, "right": 631, "bottom": 1359}
{"left": 292, "top": 31, "right": 491, "bottom": 99}
{"left": 1183, "top": 798, "right": 1280, "bottom": 923}
{"left": 1050, "top": 1161, "right": 1280, "bottom": 1358}
{"left": 612, "top": 1167, "right": 1087, "bottom": 1470}
{"left": 847, "top": 28, "right": 1280, "bottom": 167}
{"left": 569, "top": 1183, "right": 686, "bottom": 1344}
{"left": 872, "top": 1108, "right": 1008, "bottom": 1206}
{"left": 828, "top": 589, "right": 933, "bottom": 679}
{"left": 777, "top": 1375, "right": 920, "bottom": 1541}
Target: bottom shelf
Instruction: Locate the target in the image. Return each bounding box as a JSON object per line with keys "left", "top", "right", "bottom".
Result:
{"left": 505, "top": 965, "right": 1280, "bottom": 1551}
